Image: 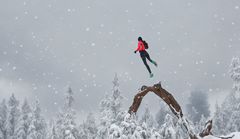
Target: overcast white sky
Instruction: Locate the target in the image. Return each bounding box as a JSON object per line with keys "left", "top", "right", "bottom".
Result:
{"left": 0, "top": 0, "right": 240, "bottom": 120}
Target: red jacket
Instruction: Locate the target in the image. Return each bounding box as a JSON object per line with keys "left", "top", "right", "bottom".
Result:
{"left": 135, "top": 41, "right": 145, "bottom": 52}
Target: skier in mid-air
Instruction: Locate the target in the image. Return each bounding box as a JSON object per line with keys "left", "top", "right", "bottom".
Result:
{"left": 134, "top": 37, "right": 157, "bottom": 78}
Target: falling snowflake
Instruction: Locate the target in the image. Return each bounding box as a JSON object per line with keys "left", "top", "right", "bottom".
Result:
{"left": 187, "top": 2, "right": 192, "bottom": 6}
{"left": 91, "top": 43, "right": 96, "bottom": 46}
{"left": 235, "top": 6, "right": 239, "bottom": 10}
{"left": 86, "top": 27, "right": 90, "bottom": 31}
{"left": 34, "top": 16, "right": 38, "bottom": 20}
{"left": 100, "top": 24, "right": 104, "bottom": 27}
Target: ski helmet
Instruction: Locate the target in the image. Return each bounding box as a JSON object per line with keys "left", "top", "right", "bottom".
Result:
{"left": 138, "top": 37, "right": 142, "bottom": 41}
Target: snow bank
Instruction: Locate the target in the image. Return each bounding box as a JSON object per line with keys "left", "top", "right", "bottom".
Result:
{"left": 202, "top": 132, "right": 240, "bottom": 139}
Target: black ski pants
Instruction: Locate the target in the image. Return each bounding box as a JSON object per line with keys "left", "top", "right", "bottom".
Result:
{"left": 139, "top": 50, "right": 153, "bottom": 74}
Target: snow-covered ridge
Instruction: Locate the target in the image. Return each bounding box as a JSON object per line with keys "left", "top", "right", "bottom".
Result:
{"left": 202, "top": 132, "right": 240, "bottom": 139}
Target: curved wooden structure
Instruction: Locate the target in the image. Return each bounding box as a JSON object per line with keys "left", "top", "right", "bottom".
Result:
{"left": 129, "top": 82, "right": 229, "bottom": 139}
{"left": 128, "top": 82, "right": 183, "bottom": 118}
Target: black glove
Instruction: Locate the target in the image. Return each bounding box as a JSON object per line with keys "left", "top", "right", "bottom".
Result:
{"left": 134, "top": 50, "right": 137, "bottom": 53}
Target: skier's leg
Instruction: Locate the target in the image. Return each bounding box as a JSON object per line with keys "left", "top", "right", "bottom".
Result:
{"left": 145, "top": 53, "right": 157, "bottom": 67}
{"left": 141, "top": 56, "right": 152, "bottom": 74}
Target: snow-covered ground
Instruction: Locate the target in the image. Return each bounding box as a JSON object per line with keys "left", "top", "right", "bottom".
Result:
{"left": 202, "top": 132, "right": 240, "bottom": 139}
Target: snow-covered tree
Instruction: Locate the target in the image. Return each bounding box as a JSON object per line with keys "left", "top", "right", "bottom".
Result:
{"left": 140, "top": 106, "right": 154, "bottom": 128}
{"left": 195, "top": 115, "right": 207, "bottom": 134}
{"left": 229, "top": 56, "right": 240, "bottom": 97}
{"left": 16, "top": 99, "right": 32, "bottom": 139}
{"left": 150, "top": 128, "right": 162, "bottom": 139}
{"left": 109, "top": 124, "right": 121, "bottom": 139}
{"left": 213, "top": 102, "right": 226, "bottom": 135}
{"left": 186, "top": 90, "right": 210, "bottom": 123}
{"left": 48, "top": 120, "right": 58, "bottom": 139}
{"left": 0, "top": 99, "right": 8, "bottom": 139}
{"left": 97, "top": 74, "right": 123, "bottom": 138}
{"left": 155, "top": 102, "right": 170, "bottom": 128}
{"left": 159, "top": 114, "right": 183, "bottom": 139}
{"left": 7, "top": 94, "right": 20, "bottom": 139}
{"left": 213, "top": 57, "right": 240, "bottom": 135}
{"left": 28, "top": 100, "right": 47, "bottom": 139}
{"left": 80, "top": 112, "right": 97, "bottom": 139}
{"left": 120, "top": 114, "right": 138, "bottom": 139}
{"left": 110, "top": 73, "right": 124, "bottom": 121}
{"left": 160, "top": 114, "right": 176, "bottom": 139}
{"left": 55, "top": 87, "right": 79, "bottom": 139}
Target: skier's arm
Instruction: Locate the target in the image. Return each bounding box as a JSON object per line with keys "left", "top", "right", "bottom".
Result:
{"left": 135, "top": 42, "right": 141, "bottom": 52}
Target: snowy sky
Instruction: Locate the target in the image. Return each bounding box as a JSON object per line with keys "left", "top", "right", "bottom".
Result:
{"left": 0, "top": 0, "right": 240, "bottom": 120}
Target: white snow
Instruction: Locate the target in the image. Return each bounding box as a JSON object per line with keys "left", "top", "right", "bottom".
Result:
{"left": 202, "top": 132, "right": 240, "bottom": 139}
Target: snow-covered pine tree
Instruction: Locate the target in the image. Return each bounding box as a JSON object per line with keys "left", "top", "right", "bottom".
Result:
{"left": 155, "top": 102, "right": 171, "bottom": 128}
{"left": 48, "top": 120, "right": 58, "bottom": 139}
{"left": 109, "top": 124, "right": 121, "bottom": 139}
{"left": 224, "top": 57, "right": 240, "bottom": 132}
{"left": 186, "top": 90, "right": 210, "bottom": 124}
{"left": 97, "top": 93, "right": 111, "bottom": 139}
{"left": 97, "top": 74, "right": 123, "bottom": 138}
{"left": 55, "top": 87, "right": 79, "bottom": 139}
{"left": 160, "top": 114, "right": 175, "bottom": 139}
{"left": 159, "top": 114, "right": 182, "bottom": 139}
{"left": 150, "top": 128, "right": 162, "bottom": 139}
{"left": 111, "top": 73, "right": 123, "bottom": 122}
{"left": 7, "top": 94, "right": 20, "bottom": 139}
{"left": 213, "top": 102, "right": 226, "bottom": 135}
{"left": 81, "top": 112, "right": 97, "bottom": 139}
{"left": 213, "top": 57, "right": 240, "bottom": 135}
{"left": 195, "top": 115, "right": 207, "bottom": 134}
{"left": 120, "top": 114, "right": 138, "bottom": 139}
{"left": 28, "top": 100, "right": 47, "bottom": 139}
{"left": 229, "top": 56, "right": 240, "bottom": 97}
{"left": 227, "top": 109, "right": 240, "bottom": 132}
{"left": 132, "top": 125, "right": 143, "bottom": 139}
{"left": 16, "top": 99, "right": 32, "bottom": 139}
{"left": 0, "top": 99, "right": 8, "bottom": 139}
{"left": 140, "top": 105, "right": 154, "bottom": 128}
{"left": 138, "top": 106, "right": 155, "bottom": 138}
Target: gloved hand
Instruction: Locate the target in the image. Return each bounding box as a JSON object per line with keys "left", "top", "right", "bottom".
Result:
{"left": 134, "top": 50, "right": 137, "bottom": 54}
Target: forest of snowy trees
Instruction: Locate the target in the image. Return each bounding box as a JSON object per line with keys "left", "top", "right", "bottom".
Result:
{"left": 0, "top": 57, "right": 240, "bottom": 139}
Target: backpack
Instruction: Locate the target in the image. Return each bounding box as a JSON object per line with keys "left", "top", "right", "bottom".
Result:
{"left": 143, "top": 40, "right": 148, "bottom": 49}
